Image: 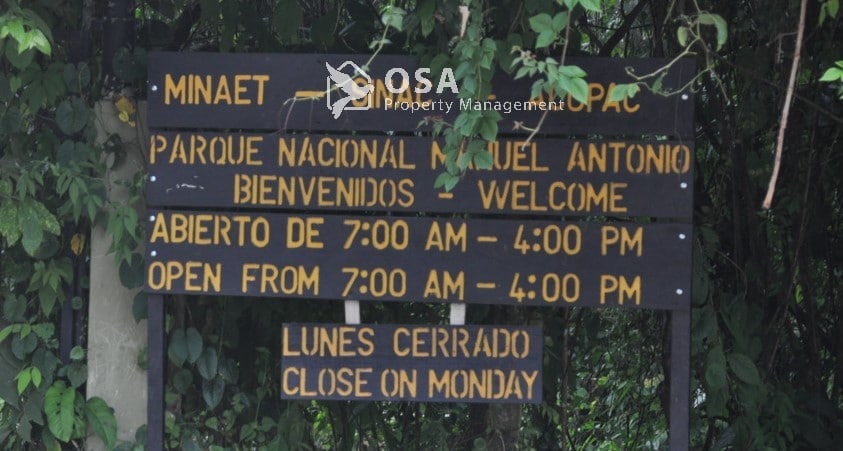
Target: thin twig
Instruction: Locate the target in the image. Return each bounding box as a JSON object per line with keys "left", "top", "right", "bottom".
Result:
{"left": 762, "top": 0, "right": 808, "bottom": 209}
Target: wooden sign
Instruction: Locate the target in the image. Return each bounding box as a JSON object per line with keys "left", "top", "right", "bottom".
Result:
{"left": 144, "top": 211, "right": 692, "bottom": 309}
{"left": 146, "top": 133, "right": 694, "bottom": 219}
{"left": 147, "top": 52, "right": 694, "bottom": 137}
{"left": 280, "top": 323, "right": 542, "bottom": 403}
{"left": 143, "top": 51, "right": 696, "bottom": 447}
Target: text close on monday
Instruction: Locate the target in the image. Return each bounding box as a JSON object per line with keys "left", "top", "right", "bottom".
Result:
{"left": 144, "top": 52, "right": 694, "bottom": 404}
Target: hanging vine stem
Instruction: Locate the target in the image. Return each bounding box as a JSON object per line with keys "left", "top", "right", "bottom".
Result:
{"left": 520, "top": 19, "right": 572, "bottom": 151}
{"left": 278, "top": 11, "right": 399, "bottom": 131}
{"left": 762, "top": 0, "right": 808, "bottom": 209}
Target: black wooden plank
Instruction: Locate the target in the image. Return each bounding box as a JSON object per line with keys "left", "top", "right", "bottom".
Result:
{"left": 59, "top": 282, "right": 73, "bottom": 364}
{"left": 670, "top": 308, "right": 691, "bottom": 450}
{"left": 280, "top": 323, "right": 542, "bottom": 403}
{"left": 146, "top": 133, "right": 694, "bottom": 219}
{"left": 147, "top": 53, "right": 694, "bottom": 137}
{"left": 147, "top": 294, "right": 165, "bottom": 451}
{"left": 144, "top": 211, "right": 692, "bottom": 309}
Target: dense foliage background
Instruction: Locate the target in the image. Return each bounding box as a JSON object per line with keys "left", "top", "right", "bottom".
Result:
{"left": 0, "top": 0, "right": 841, "bottom": 449}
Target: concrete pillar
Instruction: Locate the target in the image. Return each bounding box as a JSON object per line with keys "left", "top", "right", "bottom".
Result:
{"left": 87, "top": 100, "right": 148, "bottom": 448}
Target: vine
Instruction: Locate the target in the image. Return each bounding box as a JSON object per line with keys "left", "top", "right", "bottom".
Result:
{"left": 0, "top": 1, "right": 149, "bottom": 448}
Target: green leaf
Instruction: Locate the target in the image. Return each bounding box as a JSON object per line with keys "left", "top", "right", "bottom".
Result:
{"left": 197, "top": 348, "right": 219, "bottom": 380}
{"left": 132, "top": 291, "right": 147, "bottom": 322}
{"left": 608, "top": 83, "right": 638, "bottom": 103}
{"left": 728, "top": 353, "right": 762, "bottom": 385}
{"left": 444, "top": 173, "right": 460, "bottom": 191}
{"left": 86, "top": 397, "right": 117, "bottom": 449}
{"left": 567, "top": 77, "right": 590, "bottom": 105}
{"left": 528, "top": 13, "right": 553, "bottom": 34}
{"left": 119, "top": 253, "right": 144, "bottom": 289}
{"left": 38, "top": 285, "right": 59, "bottom": 317}
{"left": 652, "top": 73, "right": 665, "bottom": 93}
{"left": 12, "top": 332, "right": 37, "bottom": 359}
{"left": 17, "top": 367, "right": 32, "bottom": 394}
{"left": 273, "top": 0, "right": 303, "bottom": 42}
{"left": 168, "top": 329, "right": 188, "bottom": 366}
{"left": 579, "top": 0, "right": 601, "bottom": 12}
{"left": 677, "top": 26, "right": 689, "bottom": 46}
{"left": 830, "top": 0, "right": 840, "bottom": 17}
{"left": 711, "top": 15, "right": 727, "bottom": 50}
{"left": 24, "top": 391, "right": 45, "bottom": 426}
{"left": 514, "top": 66, "right": 532, "bottom": 80}
{"left": 705, "top": 344, "right": 728, "bottom": 389}
{"left": 705, "top": 361, "right": 727, "bottom": 391}
{"left": 30, "top": 30, "right": 50, "bottom": 56}
{"left": 2, "top": 18, "right": 25, "bottom": 41}
{"left": 31, "top": 366, "right": 42, "bottom": 388}
{"left": 69, "top": 346, "right": 84, "bottom": 361}
{"left": 202, "top": 377, "right": 225, "bottom": 409}
{"left": 67, "top": 362, "right": 86, "bottom": 388}
{"left": 21, "top": 8, "right": 53, "bottom": 41}
{"left": 0, "top": 201, "right": 20, "bottom": 246}
{"left": 30, "top": 200, "right": 61, "bottom": 235}
{"left": 45, "top": 381, "right": 75, "bottom": 442}
{"left": 819, "top": 65, "right": 843, "bottom": 82}
{"left": 697, "top": 13, "right": 727, "bottom": 50}
{"left": 551, "top": 12, "right": 568, "bottom": 31}
{"left": 608, "top": 84, "right": 627, "bottom": 103}
{"left": 478, "top": 117, "right": 498, "bottom": 141}
{"left": 4, "top": 294, "right": 26, "bottom": 322}
{"left": 218, "top": 358, "right": 239, "bottom": 384}
{"left": 474, "top": 151, "right": 494, "bottom": 169}
{"left": 419, "top": 0, "right": 436, "bottom": 36}
{"left": 63, "top": 63, "right": 91, "bottom": 93}
{"left": 458, "top": 152, "right": 472, "bottom": 170}
{"left": 0, "top": 179, "right": 11, "bottom": 197}
{"left": 434, "top": 172, "right": 458, "bottom": 191}
{"left": 18, "top": 202, "right": 45, "bottom": 256}
{"left": 0, "top": 325, "right": 15, "bottom": 343}
{"left": 5, "top": 41, "right": 34, "bottom": 70}
{"left": 381, "top": 6, "right": 406, "bottom": 32}
{"left": 535, "top": 31, "right": 555, "bottom": 48}
{"left": 185, "top": 327, "right": 203, "bottom": 364}
{"left": 33, "top": 323, "right": 55, "bottom": 340}
{"left": 173, "top": 369, "right": 193, "bottom": 394}
{"left": 40, "top": 429, "right": 61, "bottom": 451}
{"left": 55, "top": 98, "right": 89, "bottom": 134}
{"left": 559, "top": 65, "right": 587, "bottom": 78}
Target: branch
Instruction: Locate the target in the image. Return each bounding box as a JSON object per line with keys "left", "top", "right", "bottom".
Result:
{"left": 712, "top": 54, "right": 843, "bottom": 125}
{"left": 598, "top": 0, "right": 650, "bottom": 57}
{"left": 762, "top": 0, "right": 808, "bottom": 210}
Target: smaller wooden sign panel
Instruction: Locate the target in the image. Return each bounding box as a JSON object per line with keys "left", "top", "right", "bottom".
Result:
{"left": 281, "top": 323, "right": 543, "bottom": 403}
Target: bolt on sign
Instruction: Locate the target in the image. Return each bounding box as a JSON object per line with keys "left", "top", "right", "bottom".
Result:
{"left": 145, "top": 52, "right": 695, "bottom": 407}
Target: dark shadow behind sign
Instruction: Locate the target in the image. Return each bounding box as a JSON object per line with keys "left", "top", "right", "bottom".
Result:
{"left": 145, "top": 52, "right": 694, "bottom": 448}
